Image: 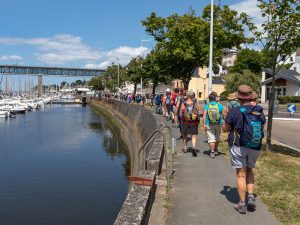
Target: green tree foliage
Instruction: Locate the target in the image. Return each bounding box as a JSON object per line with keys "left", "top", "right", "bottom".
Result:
{"left": 225, "top": 69, "right": 260, "bottom": 94}
{"left": 142, "top": 6, "right": 252, "bottom": 89}
{"left": 232, "top": 49, "right": 264, "bottom": 74}
{"left": 88, "top": 76, "right": 105, "bottom": 91}
{"left": 125, "top": 56, "right": 144, "bottom": 95}
{"left": 142, "top": 49, "right": 172, "bottom": 94}
{"left": 241, "top": 0, "right": 300, "bottom": 151}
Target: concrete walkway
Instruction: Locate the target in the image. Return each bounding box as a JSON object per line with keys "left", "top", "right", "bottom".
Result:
{"left": 166, "top": 126, "right": 279, "bottom": 225}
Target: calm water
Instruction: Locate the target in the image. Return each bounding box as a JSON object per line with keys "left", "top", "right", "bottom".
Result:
{"left": 0, "top": 105, "right": 129, "bottom": 225}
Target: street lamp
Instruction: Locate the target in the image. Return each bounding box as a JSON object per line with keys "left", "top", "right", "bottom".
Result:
{"left": 117, "top": 57, "right": 120, "bottom": 93}
{"left": 208, "top": 0, "right": 214, "bottom": 96}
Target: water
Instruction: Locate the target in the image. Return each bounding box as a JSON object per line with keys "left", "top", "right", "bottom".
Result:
{"left": 0, "top": 105, "right": 129, "bottom": 225}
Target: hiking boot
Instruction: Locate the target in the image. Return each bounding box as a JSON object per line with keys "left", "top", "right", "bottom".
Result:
{"left": 234, "top": 202, "right": 247, "bottom": 214}
{"left": 210, "top": 151, "right": 215, "bottom": 158}
{"left": 248, "top": 194, "right": 256, "bottom": 210}
{"left": 192, "top": 148, "right": 197, "bottom": 157}
{"left": 214, "top": 150, "right": 218, "bottom": 156}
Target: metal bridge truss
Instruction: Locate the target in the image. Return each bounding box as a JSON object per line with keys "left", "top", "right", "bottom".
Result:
{"left": 0, "top": 65, "right": 105, "bottom": 77}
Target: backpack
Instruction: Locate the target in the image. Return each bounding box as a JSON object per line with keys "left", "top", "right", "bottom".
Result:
{"left": 207, "top": 104, "right": 221, "bottom": 124}
{"left": 239, "top": 106, "right": 264, "bottom": 150}
{"left": 165, "top": 95, "right": 171, "bottom": 106}
{"left": 183, "top": 101, "right": 198, "bottom": 122}
{"left": 154, "top": 95, "right": 161, "bottom": 105}
{"left": 228, "top": 100, "right": 240, "bottom": 110}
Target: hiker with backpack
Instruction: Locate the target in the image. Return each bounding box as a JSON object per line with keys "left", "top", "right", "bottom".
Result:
{"left": 162, "top": 88, "right": 172, "bottom": 120}
{"left": 203, "top": 93, "right": 224, "bottom": 158}
{"left": 222, "top": 93, "right": 240, "bottom": 118}
{"left": 222, "top": 85, "right": 265, "bottom": 214}
{"left": 154, "top": 92, "right": 163, "bottom": 114}
{"left": 176, "top": 91, "right": 200, "bottom": 157}
{"left": 174, "top": 89, "right": 187, "bottom": 133}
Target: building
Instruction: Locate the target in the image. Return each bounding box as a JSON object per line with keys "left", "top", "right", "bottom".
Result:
{"left": 261, "top": 68, "right": 300, "bottom": 103}
{"left": 221, "top": 49, "right": 239, "bottom": 74}
{"left": 188, "top": 67, "right": 225, "bottom": 100}
{"left": 290, "top": 49, "right": 300, "bottom": 73}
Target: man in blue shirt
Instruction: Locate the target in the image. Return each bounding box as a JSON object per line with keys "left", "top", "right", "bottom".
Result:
{"left": 222, "top": 85, "right": 265, "bottom": 214}
{"left": 203, "top": 93, "right": 224, "bottom": 158}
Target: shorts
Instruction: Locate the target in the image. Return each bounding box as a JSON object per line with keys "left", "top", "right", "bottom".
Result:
{"left": 181, "top": 122, "right": 199, "bottom": 135}
{"left": 206, "top": 124, "right": 221, "bottom": 143}
{"left": 229, "top": 145, "right": 260, "bottom": 168}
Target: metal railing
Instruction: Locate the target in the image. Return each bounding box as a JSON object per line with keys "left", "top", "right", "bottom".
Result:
{"left": 138, "top": 125, "right": 171, "bottom": 190}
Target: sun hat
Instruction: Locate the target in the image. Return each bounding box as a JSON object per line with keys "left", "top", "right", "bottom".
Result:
{"left": 227, "top": 93, "right": 237, "bottom": 100}
{"left": 235, "top": 85, "right": 256, "bottom": 100}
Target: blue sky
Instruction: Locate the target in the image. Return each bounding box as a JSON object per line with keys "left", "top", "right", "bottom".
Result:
{"left": 0, "top": 0, "right": 260, "bottom": 86}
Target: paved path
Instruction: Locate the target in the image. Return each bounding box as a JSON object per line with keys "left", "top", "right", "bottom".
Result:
{"left": 166, "top": 126, "right": 279, "bottom": 225}
{"left": 272, "top": 120, "right": 300, "bottom": 150}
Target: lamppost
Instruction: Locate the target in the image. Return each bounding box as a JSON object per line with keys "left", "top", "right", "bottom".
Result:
{"left": 208, "top": 0, "right": 214, "bottom": 96}
{"left": 117, "top": 57, "right": 120, "bottom": 93}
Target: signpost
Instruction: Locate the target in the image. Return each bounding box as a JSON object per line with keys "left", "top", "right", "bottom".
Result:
{"left": 287, "top": 104, "right": 296, "bottom": 116}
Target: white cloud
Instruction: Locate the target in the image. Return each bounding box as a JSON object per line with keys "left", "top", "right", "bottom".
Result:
{"left": 230, "top": 0, "right": 263, "bottom": 30}
{"left": 0, "top": 34, "right": 102, "bottom": 64}
{"left": 0, "top": 55, "right": 22, "bottom": 61}
{"left": 84, "top": 46, "right": 149, "bottom": 69}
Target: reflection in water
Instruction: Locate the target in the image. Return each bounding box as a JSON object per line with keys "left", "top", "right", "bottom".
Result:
{"left": 0, "top": 105, "right": 129, "bottom": 225}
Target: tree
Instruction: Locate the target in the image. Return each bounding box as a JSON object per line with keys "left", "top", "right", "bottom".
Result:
{"left": 241, "top": 0, "right": 300, "bottom": 151}
{"left": 142, "top": 49, "right": 172, "bottom": 94}
{"left": 231, "top": 49, "right": 264, "bottom": 74}
{"left": 101, "top": 63, "right": 126, "bottom": 92}
{"left": 125, "top": 57, "right": 144, "bottom": 95}
{"left": 88, "top": 76, "right": 105, "bottom": 91}
{"left": 142, "top": 6, "right": 252, "bottom": 89}
{"left": 225, "top": 69, "right": 260, "bottom": 94}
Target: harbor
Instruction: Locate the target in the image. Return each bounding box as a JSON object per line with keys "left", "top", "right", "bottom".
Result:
{"left": 0, "top": 104, "right": 129, "bottom": 225}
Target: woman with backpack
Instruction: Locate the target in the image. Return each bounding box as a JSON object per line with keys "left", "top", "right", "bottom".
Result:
{"left": 176, "top": 91, "right": 200, "bottom": 157}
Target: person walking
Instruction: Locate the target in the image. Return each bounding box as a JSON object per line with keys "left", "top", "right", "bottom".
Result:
{"left": 222, "top": 85, "right": 265, "bottom": 214}
{"left": 177, "top": 91, "right": 200, "bottom": 157}
{"left": 174, "top": 89, "right": 187, "bottom": 135}
{"left": 162, "top": 88, "right": 172, "bottom": 120}
{"left": 203, "top": 93, "right": 224, "bottom": 158}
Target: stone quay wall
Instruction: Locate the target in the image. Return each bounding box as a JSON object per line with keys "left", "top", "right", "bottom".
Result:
{"left": 91, "top": 98, "right": 165, "bottom": 225}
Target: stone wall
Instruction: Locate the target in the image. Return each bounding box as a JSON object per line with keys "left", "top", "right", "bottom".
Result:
{"left": 90, "top": 98, "right": 165, "bottom": 225}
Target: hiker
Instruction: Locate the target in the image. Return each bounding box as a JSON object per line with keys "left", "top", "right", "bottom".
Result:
{"left": 222, "top": 85, "right": 265, "bottom": 214}
{"left": 222, "top": 93, "right": 240, "bottom": 118}
{"left": 154, "top": 92, "right": 163, "bottom": 114}
{"left": 177, "top": 91, "right": 200, "bottom": 157}
{"left": 174, "top": 89, "right": 187, "bottom": 133}
{"left": 162, "top": 88, "right": 172, "bottom": 120}
{"left": 171, "top": 88, "right": 180, "bottom": 122}
{"left": 203, "top": 93, "right": 224, "bottom": 158}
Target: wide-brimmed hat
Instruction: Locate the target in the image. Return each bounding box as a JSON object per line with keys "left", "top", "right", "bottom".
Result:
{"left": 235, "top": 85, "right": 257, "bottom": 100}
{"left": 227, "top": 93, "right": 237, "bottom": 100}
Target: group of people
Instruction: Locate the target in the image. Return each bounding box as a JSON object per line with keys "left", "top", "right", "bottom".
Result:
{"left": 157, "top": 85, "right": 265, "bottom": 214}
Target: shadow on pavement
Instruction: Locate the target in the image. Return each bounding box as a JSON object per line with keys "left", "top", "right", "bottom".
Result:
{"left": 202, "top": 150, "right": 226, "bottom": 157}
{"left": 220, "top": 186, "right": 239, "bottom": 204}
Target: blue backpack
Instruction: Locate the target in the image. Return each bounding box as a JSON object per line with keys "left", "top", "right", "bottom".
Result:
{"left": 154, "top": 95, "right": 161, "bottom": 105}
{"left": 239, "top": 105, "right": 264, "bottom": 150}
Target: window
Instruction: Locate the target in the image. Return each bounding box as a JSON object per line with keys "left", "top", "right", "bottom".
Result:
{"left": 281, "top": 55, "right": 286, "bottom": 61}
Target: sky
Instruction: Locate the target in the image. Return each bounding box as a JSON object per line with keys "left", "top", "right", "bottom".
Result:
{"left": 0, "top": 0, "right": 261, "bottom": 87}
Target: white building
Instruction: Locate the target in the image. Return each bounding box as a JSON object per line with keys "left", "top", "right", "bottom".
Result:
{"left": 261, "top": 68, "right": 300, "bottom": 103}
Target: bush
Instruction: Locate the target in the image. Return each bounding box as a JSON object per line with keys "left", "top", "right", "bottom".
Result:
{"left": 278, "top": 96, "right": 300, "bottom": 104}
{"left": 220, "top": 91, "right": 230, "bottom": 101}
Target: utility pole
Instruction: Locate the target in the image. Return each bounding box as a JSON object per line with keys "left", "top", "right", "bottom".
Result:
{"left": 208, "top": 0, "right": 214, "bottom": 96}
{"left": 117, "top": 57, "right": 120, "bottom": 93}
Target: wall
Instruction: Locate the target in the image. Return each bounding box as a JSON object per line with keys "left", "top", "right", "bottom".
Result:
{"left": 90, "top": 98, "right": 166, "bottom": 225}
{"left": 286, "top": 81, "right": 300, "bottom": 96}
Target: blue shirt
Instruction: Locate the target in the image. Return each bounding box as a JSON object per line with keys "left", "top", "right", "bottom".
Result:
{"left": 204, "top": 101, "right": 224, "bottom": 125}
{"left": 225, "top": 105, "right": 266, "bottom": 148}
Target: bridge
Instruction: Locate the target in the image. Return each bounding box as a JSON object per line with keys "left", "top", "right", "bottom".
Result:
{"left": 0, "top": 65, "right": 104, "bottom": 77}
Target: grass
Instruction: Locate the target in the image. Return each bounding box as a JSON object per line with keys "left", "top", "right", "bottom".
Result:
{"left": 216, "top": 129, "right": 300, "bottom": 225}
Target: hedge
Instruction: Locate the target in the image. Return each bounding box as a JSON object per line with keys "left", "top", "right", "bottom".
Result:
{"left": 278, "top": 96, "right": 300, "bottom": 104}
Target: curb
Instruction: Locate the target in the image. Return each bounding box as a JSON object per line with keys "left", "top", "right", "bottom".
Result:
{"left": 266, "top": 117, "right": 300, "bottom": 121}
{"left": 272, "top": 139, "right": 300, "bottom": 153}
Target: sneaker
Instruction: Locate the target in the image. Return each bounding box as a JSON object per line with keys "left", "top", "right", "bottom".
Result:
{"left": 248, "top": 194, "right": 256, "bottom": 210}
{"left": 210, "top": 151, "right": 215, "bottom": 158}
{"left": 214, "top": 150, "right": 218, "bottom": 156}
{"left": 234, "top": 202, "right": 247, "bottom": 214}
{"left": 192, "top": 148, "right": 197, "bottom": 157}
{"left": 183, "top": 146, "right": 187, "bottom": 153}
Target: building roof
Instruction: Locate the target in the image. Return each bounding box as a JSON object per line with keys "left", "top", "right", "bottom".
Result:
{"left": 212, "top": 77, "right": 225, "bottom": 84}
{"left": 261, "top": 68, "right": 300, "bottom": 85}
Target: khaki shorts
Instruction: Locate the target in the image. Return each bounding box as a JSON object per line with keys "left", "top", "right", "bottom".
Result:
{"left": 206, "top": 124, "right": 221, "bottom": 143}
{"left": 229, "top": 145, "right": 260, "bottom": 168}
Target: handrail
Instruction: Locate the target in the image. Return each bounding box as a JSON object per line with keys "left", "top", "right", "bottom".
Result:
{"left": 137, "top": 125, "right": 171, "bottom": 190}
